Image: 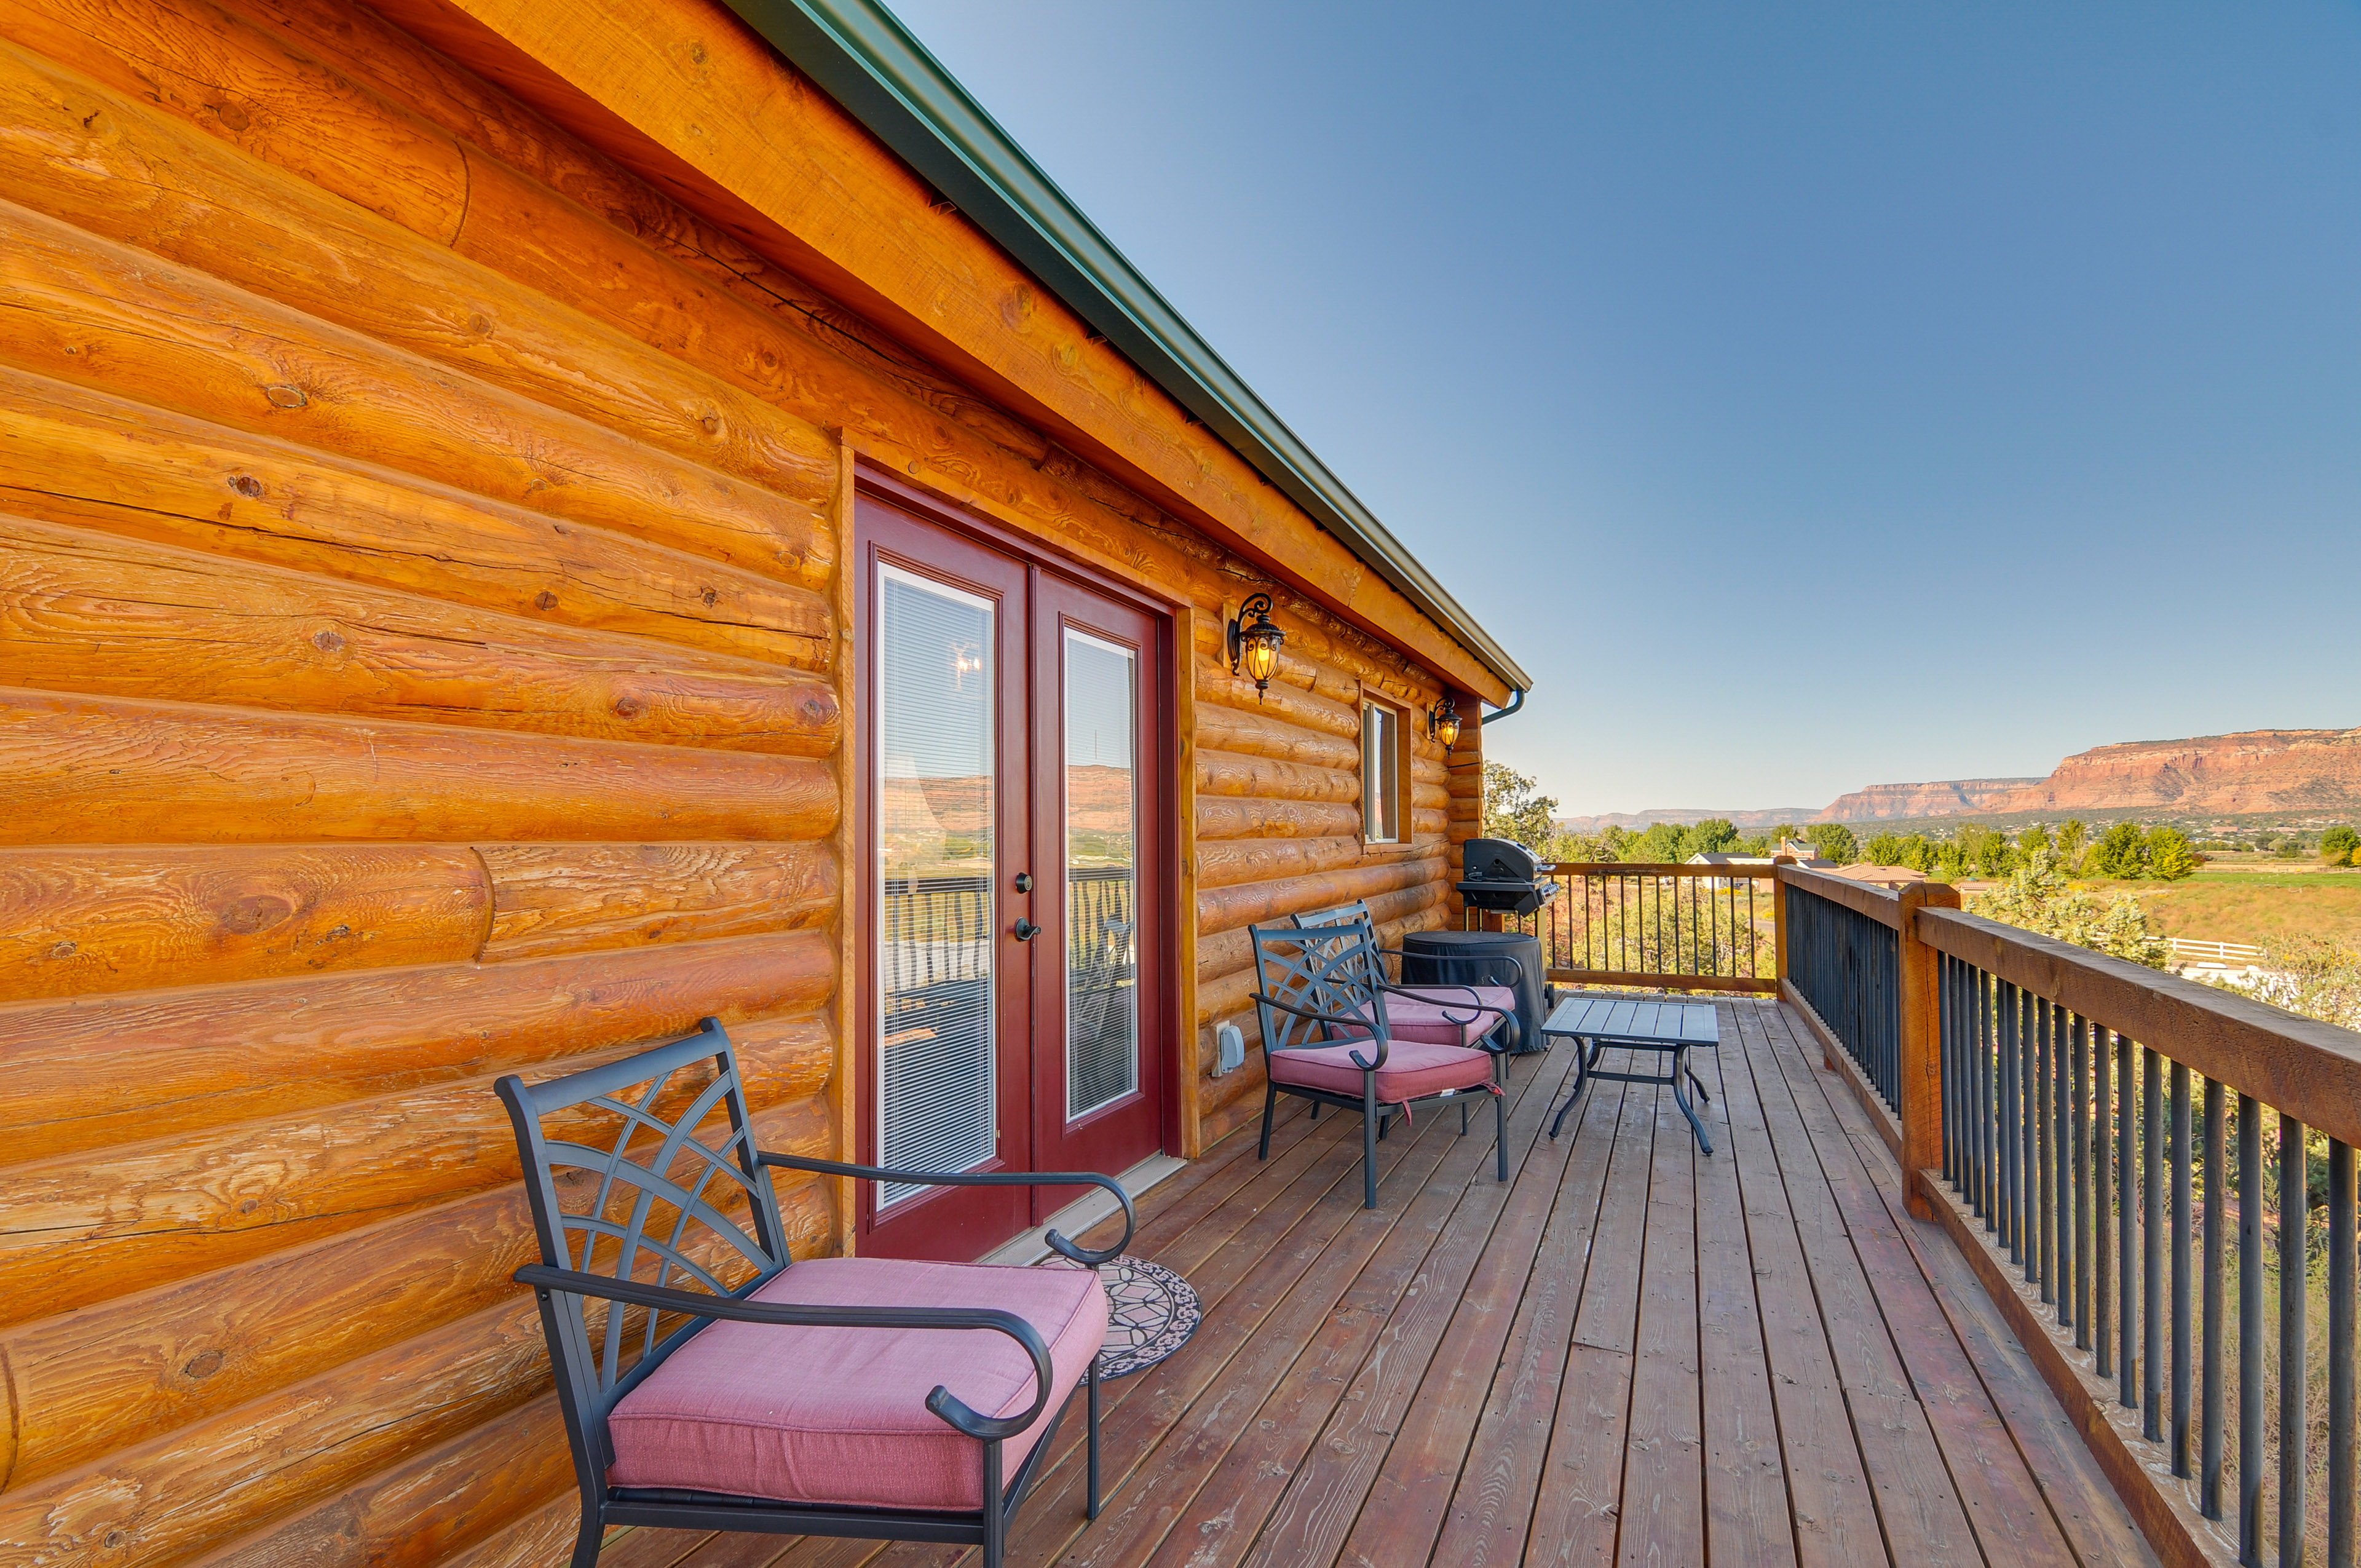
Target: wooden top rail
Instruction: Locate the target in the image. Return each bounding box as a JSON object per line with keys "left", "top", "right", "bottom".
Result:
{"left": 1918, "top": 905, "right": 2361, "bottom": 1152}
{"left": 1776, "top": 863, "right": 1908, "bottom": 927}
{"left": 1545, "top": 861, "right": 1781, "bottom": 879}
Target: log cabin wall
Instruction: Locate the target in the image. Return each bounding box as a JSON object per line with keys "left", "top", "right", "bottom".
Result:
{"left": 0, "top": 1, "right": 1490, "bottom": 1562}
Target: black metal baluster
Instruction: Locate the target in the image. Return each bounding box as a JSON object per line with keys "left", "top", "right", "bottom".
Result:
{"left": 2122, "top": 1031, "right": 2140, "bottom": 1412}
{"left": 2002, "top": 981, "right": 2020, "bottom": 1257}
{"left": 2030, "top": 987, "right": 2049, "bottom": 1285}
{"left": 2039, "top": 995, "right": 2056, "bottom": 1302}
{"left": 1982, "top": 968, "right": 1997, "bottom": 1229}
{"left": 1941, "top": 956, "right": 1957, "bottom": 1189}
{"left": 2205, "top": 1075, "right": 2226, "bottom": 1520}
{"left": 2058, "top": 1003, "right": 2075, "bottom": 1329}
{"left": 2284, "top": 1114, "right": 2309, "bottom": 1568}
{"left": 2145, "top": 1046, "right": 2164, "bottom": 1441}
{"left": 2173, "top": 1059, "right": 2193, "bottom": 1478}
{"left": 2021, "top": 983, "right": 2037, "bottom": 1274}
{"left": 1968, "top": 964, "right": 1984, "bottom": 1216}
{"left": 2332, "top": 1138, "right": 2355, "bottom": 1568}
{"left": 2075, "top": 1013, "right": 2092, "bottom": 1345}
{"left": 2097, "top": 1023, "right": 2116, "bottom": 1380}
{"left": 2241, "top": 1094, "right": 2264, "bottom": 1567}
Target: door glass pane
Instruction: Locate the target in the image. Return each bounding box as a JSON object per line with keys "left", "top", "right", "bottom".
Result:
{"left": 1065, "top": 629, "right": 1138, "bottom": 1120}
{"left": 876, "top": 565, "right": 996, "bottom": 1205}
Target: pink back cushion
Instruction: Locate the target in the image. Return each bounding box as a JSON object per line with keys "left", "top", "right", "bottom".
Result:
{"left": 1382, "top": 986, "right": 1517, "bottom": 1048}
{"left": 607, "top": 1256, "right": 1107, "bottom": 1512}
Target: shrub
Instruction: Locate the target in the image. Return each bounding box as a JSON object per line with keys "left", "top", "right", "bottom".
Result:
{"left": 1966, "top": 849, "right": 2167, "bottom": 966}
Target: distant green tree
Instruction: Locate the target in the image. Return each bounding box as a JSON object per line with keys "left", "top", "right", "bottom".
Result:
{"left": 2322, "top": 825, "right": 2359, "bottom": 867}
{"left": 1805, "top": 823, "right": 1859, "bottom": 864}
{"left": 1625, "top": 821, "right": 1688, "bottom": 863}
{"left": 1935, "top": 839, "right": 1970, "bottom": 879}
{"left": 1769, "top": 824, "right": 1805, "bottom": 852}
{"left": 1735, "top": 833, "right": 1773, "bottom": 857}
{"left": 1864, "top": 830, "right": 1906, "bottom": 865}
{"left": 2145, "top": 826, "right": 2201, "bottom": 881}
{"left": 1546, "top": 830, "right": 1614, "bottom": 865}
{"left": 2017, "top": 824, "right": 2054, "bottom": 859}
{"left": 1969, "top": 849, "right": 2168, "bottom": 967}
{"left": 2057, "top": 818, "right": 2089, "bottom": 869}
{"left": 1899, "top": 833, "right": 1936, "bottom": 873}
{"left": 1953, "top": 823, "right": 2014, "bottom": 878}
{"left": 1481, "top": 762, "right": 1557, "bottom": 853}
{"left": 2087, "top": 821, "right": 2148, "bottom": 878}
{"left": 1688, "top": 818, "right": 1739, "bottom": 855}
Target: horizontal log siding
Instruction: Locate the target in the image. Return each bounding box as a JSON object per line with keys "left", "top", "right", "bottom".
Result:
{"left": 0, "top": 2, "right": 1471, "bottom": 1562}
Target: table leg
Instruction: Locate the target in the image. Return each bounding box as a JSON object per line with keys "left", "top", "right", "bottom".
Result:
{"left": 1670, "top": 1045, "right": 1714, "bottom": 1155}
{"left": 1548, "top": 1037, "right": 1594, "bottom": 1140}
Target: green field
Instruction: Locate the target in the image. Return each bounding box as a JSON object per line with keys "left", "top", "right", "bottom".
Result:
{"left": 2116, "top": 872, "right": 2361, "bottom": 948}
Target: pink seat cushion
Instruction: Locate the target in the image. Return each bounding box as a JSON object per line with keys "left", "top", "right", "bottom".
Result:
{"left": 1380, "top": 986, "right": 1518, "bottom": 1048}
{"left": 1267, "top": 1037, "right": 1495, "bottom": 1103}
{"left": 606, "top": 1257, "right": 1107, "bottom": 1512}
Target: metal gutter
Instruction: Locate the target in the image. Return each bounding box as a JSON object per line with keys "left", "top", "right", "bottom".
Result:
{"left": 718, "top": 0, "right": 1531, "bottom": 695}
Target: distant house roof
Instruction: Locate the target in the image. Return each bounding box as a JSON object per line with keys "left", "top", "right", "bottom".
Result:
{"left": 1832, "top": 864, "right": 1929, "bottom": 889}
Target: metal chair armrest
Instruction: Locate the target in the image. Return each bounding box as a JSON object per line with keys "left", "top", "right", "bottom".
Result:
{"left": 1252, "top": 991, "right": 1389, "bottom": 1070}
{"left": 513, "top": 1263, "right": 1054, "bottom": 1439}
{"left": 756, "top": 1153, "right": 1135, "bottom": 1264}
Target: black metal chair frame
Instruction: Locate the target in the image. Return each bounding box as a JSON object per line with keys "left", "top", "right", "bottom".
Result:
{"left": 497, "top": 1018, "right": 1136, "bottom": 1568}
{"left": 1249, "top": 919, "right": 1513, "bottom": 1208}
{"left": 1287, "top": 901, "right": 1525, "bottom": 1055}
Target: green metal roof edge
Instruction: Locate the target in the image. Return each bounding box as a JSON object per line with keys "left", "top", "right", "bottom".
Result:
{"left": 716, "top": 0, "right": 1530, "bottom": 695}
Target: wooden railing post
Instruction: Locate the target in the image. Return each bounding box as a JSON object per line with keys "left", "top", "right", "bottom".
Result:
{"left": 1770, "top": 857, "right": 1793, "bottom": 986}
{"left": 1897, "top": 880, "right": 1963, "bottom": 1220}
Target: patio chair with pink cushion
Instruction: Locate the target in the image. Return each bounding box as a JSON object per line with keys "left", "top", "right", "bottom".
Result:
{"left": 1290, "top": 900, "right": 1525, "bottom": 1056}
{"left": 1251, "top": 917, "right": 1512, "bottom": 1208}
{"left": 497, "top": 1018, "right": 1129, "bottom": 1568}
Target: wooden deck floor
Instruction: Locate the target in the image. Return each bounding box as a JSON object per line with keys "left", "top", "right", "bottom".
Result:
{"left": 606, "top": 1002, "right": 2158, "bottom": 1568}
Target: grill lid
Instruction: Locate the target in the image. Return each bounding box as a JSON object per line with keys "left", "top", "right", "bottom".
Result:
{"left": 1460, "top": 837, "right": 1544, "bottom": 885}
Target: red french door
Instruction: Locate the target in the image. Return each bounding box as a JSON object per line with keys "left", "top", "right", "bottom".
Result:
{"left": 856, "top": 486, "right": 1169, "bottom": 1261}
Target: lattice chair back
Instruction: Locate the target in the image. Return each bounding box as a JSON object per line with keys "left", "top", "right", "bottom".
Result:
{"left": 497, "top": 1017, "right": 788, "bottom": 1480}
{"left": 1287, "top": 905, "right": 1390, "bottom": 1002}
{"left": 1249, "top": 919, "right": 1389, "bottom": 1055}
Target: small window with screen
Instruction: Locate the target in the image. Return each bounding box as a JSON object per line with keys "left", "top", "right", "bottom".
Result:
{"left": 1362, "top": 699, "right": 1403, "bottom": 844}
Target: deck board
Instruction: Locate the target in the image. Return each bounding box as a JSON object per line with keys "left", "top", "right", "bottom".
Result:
{"left": 631, "top": 1003, "right": 2159, "bottom": 1568}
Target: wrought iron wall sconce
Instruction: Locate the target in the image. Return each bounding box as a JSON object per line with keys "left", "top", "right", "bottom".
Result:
{"left": 1226, "top": 592, "right": 1284, "bottom": 697}
{"left": 1427, "top": 695, "right": 1463, "bottom": 751}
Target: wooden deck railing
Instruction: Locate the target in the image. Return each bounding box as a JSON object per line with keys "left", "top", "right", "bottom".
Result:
{"left": 1501, "top": 861, "right": 1783, "bottom": 993}
{"left": 1782, "top": 863, "right": 2361, "bottom": 1568}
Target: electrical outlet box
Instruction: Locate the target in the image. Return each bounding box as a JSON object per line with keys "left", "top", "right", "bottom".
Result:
{"left": 1214, "top": 1021, "right": 1244, "bottom": 1077}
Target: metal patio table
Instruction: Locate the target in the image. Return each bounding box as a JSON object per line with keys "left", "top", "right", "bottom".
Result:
{"left": 1543, "top": 992, "right": 1721, "bottom": 1152}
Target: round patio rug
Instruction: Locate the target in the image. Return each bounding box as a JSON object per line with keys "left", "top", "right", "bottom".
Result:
{"left": 1051, "top": 1254, "right": 1201, "bottom": 1379}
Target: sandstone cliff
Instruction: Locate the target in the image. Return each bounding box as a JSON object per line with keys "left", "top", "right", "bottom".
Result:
{"left": 1815, "top": 778, "right": 2042, "bottom": 823}
{"left": 1814, "top": 728, "right": 2361, "bottom": 823}
{"left": 1990, "top": 729, "right": 2361, "bottom": 815}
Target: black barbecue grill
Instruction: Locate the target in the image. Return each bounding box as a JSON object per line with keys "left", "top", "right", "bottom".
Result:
{"left": 1455, "top": 837, "right": 1560, "bottom": 922}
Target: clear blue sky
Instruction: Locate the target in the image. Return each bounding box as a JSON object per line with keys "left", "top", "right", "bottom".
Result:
{"left": 885, "top": 0, "right": 2361, "bottom": 815}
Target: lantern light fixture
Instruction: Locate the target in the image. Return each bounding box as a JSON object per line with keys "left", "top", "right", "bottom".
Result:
{"left": 1226, "top": 592, "right": 1285, "bottom": 698}
{"left": 1428, "top": 695, "right": 1463, "bottom": 752}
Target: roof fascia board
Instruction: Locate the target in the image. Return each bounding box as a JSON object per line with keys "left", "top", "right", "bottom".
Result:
{"left": 718, "top": 0, "right": 1529, "bottom": 694}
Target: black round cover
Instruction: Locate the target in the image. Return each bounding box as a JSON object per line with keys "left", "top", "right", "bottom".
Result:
{"left": 1399, "top": 930, "right": 1548, "bottom": 1054}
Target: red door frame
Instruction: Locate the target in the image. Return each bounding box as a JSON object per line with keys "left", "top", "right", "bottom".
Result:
{"left": 853, "top": 468, "right": 1180, "bottom": 1259}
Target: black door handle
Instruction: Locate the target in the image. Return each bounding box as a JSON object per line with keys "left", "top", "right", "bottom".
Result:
{"left": 1013, "top": 919, "right": 1042, "bottom": 941}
